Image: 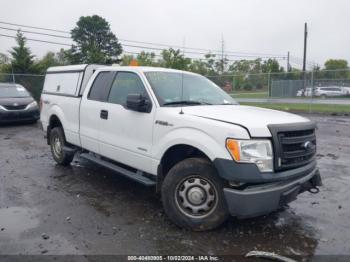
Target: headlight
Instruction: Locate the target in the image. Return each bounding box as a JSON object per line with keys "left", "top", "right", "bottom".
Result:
{"left": 0, "top": 105, "right": 6, "bottom": 111}
{"left": 26, "top": 101, "right": 38, "bottom": 109}
{"left": 226, "top": 139, "right": 273, "bottom": 172}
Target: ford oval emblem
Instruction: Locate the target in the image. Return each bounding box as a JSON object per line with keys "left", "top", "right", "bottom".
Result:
{"left": 303, "top": 141, "right": 313, "bottom": 151}
{"left": 13, "top": 103, "right": 18, "bottom": 106}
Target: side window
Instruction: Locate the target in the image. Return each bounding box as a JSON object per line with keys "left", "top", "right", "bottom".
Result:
{"left": 108, "top": 72, "right": 147, "bottom": 105}
{"left": 88, "top": 71, "right": 115, "bottom": 101}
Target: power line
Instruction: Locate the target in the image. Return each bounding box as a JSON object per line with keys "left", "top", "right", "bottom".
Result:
{"left": 0, "top": 26, "right": 287, "bottom": 60}
{"left": 120, "top": 42, "right": 286, "bottom": 58}
{"left": 0, "top": 20, "right": 288, "bottom": 59}
{"left": 0, "top": 26, "right": 71, "bottom": 39}
{"left": 0, "top": 20, "right": 70, "bottom": 34}
{"left": 290, "top": 56, "right": 316, "bottom": 67}
{"left": 1, "top": 32, "right": 285, "bottom": 64}
{"left": 119, "top": 38, "right": 286, "bottom": 57}
{"left": 0, "top": 33, "right": 216, "bottom": 61}
{"left": 0, "top": 33, "right": 71, "bottom": 46}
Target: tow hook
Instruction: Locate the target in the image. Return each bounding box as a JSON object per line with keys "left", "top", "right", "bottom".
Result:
{"left": 307, "top": 170, "right": 322, "bottom": 194}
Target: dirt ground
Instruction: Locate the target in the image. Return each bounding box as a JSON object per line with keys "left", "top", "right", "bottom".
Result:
{"left": 0, "top": 114, "right": 349, "bottom": 260}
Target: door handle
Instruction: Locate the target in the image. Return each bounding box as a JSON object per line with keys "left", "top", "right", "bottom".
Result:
{"left": 100, "top": 110, "right": 108, "bottom": 120}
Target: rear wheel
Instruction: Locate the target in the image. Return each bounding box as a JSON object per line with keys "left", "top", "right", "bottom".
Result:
{"left": 161, "top": 158, "right": 229, "bottom": 231}
{"left": 49, "top": 127, "right": 74, "bottom": 166}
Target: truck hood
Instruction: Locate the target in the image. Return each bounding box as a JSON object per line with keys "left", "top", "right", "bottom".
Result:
{"left": 182, "top": 105, "right": 310, "bottom": 137}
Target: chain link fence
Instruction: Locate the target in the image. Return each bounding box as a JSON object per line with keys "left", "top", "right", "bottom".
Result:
{"left": 0, "top": 73, "right": 45, "bottom": 101}
{"left": 208, "top": 69, "right": 350, "bottom": 114}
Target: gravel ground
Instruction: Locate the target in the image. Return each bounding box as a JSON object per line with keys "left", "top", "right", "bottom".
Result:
{"left": 0, "top": 114, "right": 349, "bottom": 260}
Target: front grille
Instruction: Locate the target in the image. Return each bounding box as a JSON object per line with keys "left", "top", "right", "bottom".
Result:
{"left": 269, "top": 122, "right": 317, "bottom": 171}
{"left": 3, "top": 104, "right": 27, "bottom": 110}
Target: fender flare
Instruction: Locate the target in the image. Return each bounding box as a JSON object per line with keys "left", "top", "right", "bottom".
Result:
{"left": 46, "top": 106, "right": 66, "bottom": 144}
{"left": 154, "top": 127, "right": 230, "bottom": 162}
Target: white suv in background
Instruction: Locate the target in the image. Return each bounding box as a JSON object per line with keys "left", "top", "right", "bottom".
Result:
{"left": 314, "top": 86, "right": 343, "bottom": 98}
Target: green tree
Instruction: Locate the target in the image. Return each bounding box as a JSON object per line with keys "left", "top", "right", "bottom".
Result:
{"left": 36, "top": 52, "right": 57, "bottom": 74}
{"left": 120, "top": 54, "right": 134, "bottom": 66}
{"left": 229, "top": 59, "right": 259, "bottom": 74}
{"left": 188, "top": 59, "right": 209, "bottom": 75}
{"left": 69, "top": 15, "right": 123, "bottom": 64}
{"left": 324, "top": 59, "right": 348, "bottom": 70}
{"left": 203, "top": 53, "right": 217, "bottom": 75}
{"left": 136, "top": 51, "right": 157, "bottom": 66}
{"left": 0, "top": 53, "right": 9, "bottom": 73}
{"left": 323, "top": 59, "right": 349, "bottom": 79}
{"left": 215, "top": 56, "right": 229, "bottom": 74}
{"left": 55, "top": 49, "right": 71, "bottom": 66}
{"left": 9, "top": 30, "right": 35, "bottom": 74}
{"left": 160, "top": 48, "right": 191, "bottom": 70}
{"left": 261, "top": 59, "right": 284, "bottom": 73}
{"left": 35, "top": 50, "right": 70, "bottom": 74}
{"left": 0, "top": 53, "right": 8, "bottom": 64}
{"left": 1, "top": 31, "right": 44, "bottom": 99}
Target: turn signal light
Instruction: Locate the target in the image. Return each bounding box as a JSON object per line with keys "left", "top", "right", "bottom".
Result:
{"left": 226, "top": 139, "right": 240, "bottom": 161}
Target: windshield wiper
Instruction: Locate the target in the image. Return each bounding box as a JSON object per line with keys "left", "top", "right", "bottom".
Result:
{"left": 163, "top": 101, "right": 212, "bottom": 106}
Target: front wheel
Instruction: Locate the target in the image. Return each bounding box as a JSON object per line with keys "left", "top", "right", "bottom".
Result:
{"left": 161, "top": 158, "right": 229, "bottom": 231}
{"left": 49, "top": 127, "right": 74, "bottom": 166}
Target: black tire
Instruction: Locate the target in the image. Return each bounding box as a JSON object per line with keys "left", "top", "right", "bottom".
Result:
{"left": 49, "top": 127, "right": 74, "bottom": 166}
{"left": 161, "top": 158, "right": 229, "bottom": 231}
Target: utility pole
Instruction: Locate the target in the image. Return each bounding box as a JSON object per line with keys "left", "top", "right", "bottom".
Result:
{"left": 182, "top": 37, "right": 186, "bottom": 56}
{"left": 287, "top": 51, "right": 290, "bottom": 72}
{"left": 221, "top": 35, "right": 225, "bottom": 74}
{"left": 302, "top": 23, "right": 308, "bottom": 72}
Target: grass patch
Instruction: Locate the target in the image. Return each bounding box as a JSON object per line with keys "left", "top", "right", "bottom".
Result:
{"left": 240, "top": 102, "right": 350, "bottom": 114}
{"left": 231, "top": 92, "right": 269, "bottom": 98}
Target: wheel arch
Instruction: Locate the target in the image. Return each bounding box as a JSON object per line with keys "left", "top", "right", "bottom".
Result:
{"left": 47, "top": 114, "right": 64, "bottom": 145}
{"left": 159, "top": 144, "right": 210, "bottom": 175}
{"left": 156, "top": 141, "right": 225, "bottom": 192}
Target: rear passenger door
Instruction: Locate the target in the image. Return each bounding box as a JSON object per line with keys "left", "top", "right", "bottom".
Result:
{"left": 98, "top": 71, "right": 155, "bottom": 173}
{"left": 80, "top": 71, "right": 115, "bottom": 154}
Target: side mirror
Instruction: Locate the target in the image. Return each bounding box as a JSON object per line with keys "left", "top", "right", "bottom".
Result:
{"left": 126, "top": 93, "right": 151, "bottom": 112}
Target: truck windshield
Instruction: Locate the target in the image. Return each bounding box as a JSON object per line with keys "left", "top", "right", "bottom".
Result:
{"left": 0, "top": 85, "right": 30, "bottom": 98}
{"left": 145, "top": 71, "right": 237, "bottom": 106}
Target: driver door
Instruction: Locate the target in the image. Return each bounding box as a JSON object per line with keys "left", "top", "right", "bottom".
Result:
{"left": 98, "top": 71, "right": 155, "bottom": 173}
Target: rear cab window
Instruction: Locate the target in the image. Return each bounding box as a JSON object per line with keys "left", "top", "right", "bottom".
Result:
{"left": 88, "top": 71, "right": 115, "bottom": 102}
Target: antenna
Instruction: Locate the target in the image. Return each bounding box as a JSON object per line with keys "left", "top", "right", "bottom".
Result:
{"left": 179, "top": 71, "right": 184, "bottom": 114}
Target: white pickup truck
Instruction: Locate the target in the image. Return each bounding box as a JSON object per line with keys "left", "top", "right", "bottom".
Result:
{"left": 40, "top": 64, "right": 321, "bottom": 231}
